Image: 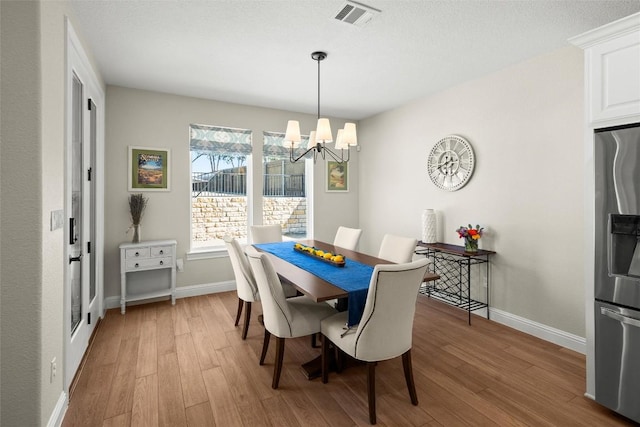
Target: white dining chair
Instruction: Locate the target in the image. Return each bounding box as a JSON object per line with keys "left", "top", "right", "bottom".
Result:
{"left": 224, "top": 236, "right": 259, "bottom": 339}
{"left": 250, "top": 224, "right": 283, "bottom": 243}
{"left": 378, "top": 234, "right": 417, "bottom": 263}
{"left": 320, "top": 258, "right": 430, "bottom": 424}
{"left": 245, "top": 246, "right": 337, "bottom": 389}
{"left": 333, "top": 226, "right": 362, "bottom": 251}
{"left": 224, "top": 236, "right": 296, "bottom": 340}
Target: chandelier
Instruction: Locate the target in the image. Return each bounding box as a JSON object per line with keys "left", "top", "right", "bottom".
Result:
{"left": 284, "top": 51, "right": 358, "bottom": 163}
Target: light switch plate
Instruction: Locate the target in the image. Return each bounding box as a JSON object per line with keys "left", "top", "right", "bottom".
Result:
{"left": 50, "top": 210, "right": 64, "bottom": 231}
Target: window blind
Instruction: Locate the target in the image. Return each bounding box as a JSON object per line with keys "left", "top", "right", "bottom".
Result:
{"left": 190, "top": 124, "right": 252, "bottom": 155}
{"left": 263, "top": 131, "right": 313, "bottom": 160}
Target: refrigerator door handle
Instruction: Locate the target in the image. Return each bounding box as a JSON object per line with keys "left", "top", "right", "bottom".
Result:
{"left": 601, "top": 307, "right": 640, "bottom": 328}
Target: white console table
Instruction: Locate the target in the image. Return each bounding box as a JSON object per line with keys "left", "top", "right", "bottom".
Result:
{"left": 119, "top": 239, "right": 177, "bottom": 314}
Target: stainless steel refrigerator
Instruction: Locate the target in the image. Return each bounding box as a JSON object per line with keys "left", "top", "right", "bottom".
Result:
{"left": 594, "top": 123, "right": 640, "bottom": 423}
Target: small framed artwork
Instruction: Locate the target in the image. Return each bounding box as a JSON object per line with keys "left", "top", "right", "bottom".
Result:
{"left": 128, "top": 146, "right": 170, "bottom": 191}
{"left": 326, "top": 161, "right": 349, "bottom": 192}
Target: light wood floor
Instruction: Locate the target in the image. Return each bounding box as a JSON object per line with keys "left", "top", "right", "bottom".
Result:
{"left": 63, "top": 291, "right": 637, "bottom": 426}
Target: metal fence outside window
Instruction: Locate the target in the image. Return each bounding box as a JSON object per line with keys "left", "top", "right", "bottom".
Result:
{"left": 192, "top": 172, "right": 305, "bottom": 197}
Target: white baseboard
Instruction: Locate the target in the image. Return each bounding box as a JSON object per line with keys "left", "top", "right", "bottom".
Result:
{"left": 488, "top": 307, "right": 586, "bottom": 354}
{"left": 104, "top": 281, "right": 236, "bottom": 310}
{"left": 175, "top": 281, "right": 236, "bottom": 298}
{"left": 47, "top": 391, "right": 67, "bottom": 427}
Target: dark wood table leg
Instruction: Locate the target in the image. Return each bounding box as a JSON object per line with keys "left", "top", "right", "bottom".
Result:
{"left": 301, "top": 297, "right": 350, "bottom": 379}
{"left": 300, "top": 341, "right": 359, "bottom": 380}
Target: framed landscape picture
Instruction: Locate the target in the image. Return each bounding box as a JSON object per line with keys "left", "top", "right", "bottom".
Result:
{"left": 326, "top": 161, "right": 348, "bottom": 192}
{"left": 128, "top": 146, "right": 170, "bottom": 191}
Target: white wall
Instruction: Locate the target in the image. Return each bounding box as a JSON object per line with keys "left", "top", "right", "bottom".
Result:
{"left": 104, "top": 86, "right": 359, "bottom": 299}
{"left": 358, "top": 46, "right": 586, "bottom": 337}
{"left": 0, "top": 2, "right": 43, "bottom": 425}
{"left": 1, "top": 1, "right": 103, "bottom": 424}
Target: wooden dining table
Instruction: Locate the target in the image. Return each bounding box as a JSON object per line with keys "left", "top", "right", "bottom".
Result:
{"left": 261, "top": 240, "right": 383, "bottom": 299}
{"left": 255, "top": 239, "right": 440, "bottom": 379}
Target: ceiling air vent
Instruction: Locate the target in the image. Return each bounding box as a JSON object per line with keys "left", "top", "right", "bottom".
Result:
{"left": 334, "top": 1, "right": 380, "bottom": 27}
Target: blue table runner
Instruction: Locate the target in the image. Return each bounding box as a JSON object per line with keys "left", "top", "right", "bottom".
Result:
{"left": 254, "top": 241, "right": 373, "bottom": 326}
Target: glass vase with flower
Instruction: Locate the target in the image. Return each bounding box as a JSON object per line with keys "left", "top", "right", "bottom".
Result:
{"left": 456, "top": 224, "right": 483, "bottom": 253}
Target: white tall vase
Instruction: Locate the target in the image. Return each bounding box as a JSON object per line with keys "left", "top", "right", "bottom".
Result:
{"left": 421, "top": 209, "right": 437, "bottom": 243}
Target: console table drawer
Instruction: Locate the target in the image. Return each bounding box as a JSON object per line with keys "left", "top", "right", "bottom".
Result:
{"left": 151, "top": 245, "right": 173, "bottom": 257}
{"left": 125, "top": 256, "right": 173, "bottom": 271}
{"left": 125, "top": 247, "right": 151, "bottom": 259}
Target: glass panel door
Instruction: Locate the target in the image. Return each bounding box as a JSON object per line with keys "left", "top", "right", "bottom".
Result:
{"left": 70, "top": 74, "right": 83, "bottom": 333}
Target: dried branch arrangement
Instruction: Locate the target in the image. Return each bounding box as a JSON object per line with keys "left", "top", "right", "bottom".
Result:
{"left": 128, "top": 193, "right": 148, "bottom": 225}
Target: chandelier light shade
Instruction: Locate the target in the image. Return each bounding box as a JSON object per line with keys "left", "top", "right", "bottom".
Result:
{"left": 306, "top": 130, "right": 317, "bottom": 149}
{"left": 283, "top": 120, "right": 301, "bottom": 148}
{"left": 284, "top": 51, "right": 358, "bottom": 163}
{"left": 315, "top": 118, "right": 333, "bottom": 143}
{"left": 342, "top": 122, "right": 357, "bottom": 146}
{"left": 334, "top": 129, "right": 345, "bottom": 150}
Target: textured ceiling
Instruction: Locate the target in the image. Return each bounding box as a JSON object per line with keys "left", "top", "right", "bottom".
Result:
{"left": 69, "top": 0, "right": 640, "bottom": 120}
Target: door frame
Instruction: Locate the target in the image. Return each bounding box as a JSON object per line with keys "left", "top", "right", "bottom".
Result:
{"left": 64, "top": 18, "right": 105, "bottom": 391}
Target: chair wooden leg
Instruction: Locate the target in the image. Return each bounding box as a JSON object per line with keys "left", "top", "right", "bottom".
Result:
{"left": 367, "top": 362, "right": 377, "bottom": 424}
{"left": 241, "top": 301, "right": 252, "bottom": 340}
{"left": 260, "top": 329, "right": 270, "bottom": 365}
{"left": 234, "top": 299, "right": 244, "bottom": 326}
{"left": 272, "top": 337, "right": 285, "bottom": 389}
{"left": 402, "top": 350, "right": 418, "bottom": 405}
{"left": 321, "top": 335, "right": 330, "bottom": 384}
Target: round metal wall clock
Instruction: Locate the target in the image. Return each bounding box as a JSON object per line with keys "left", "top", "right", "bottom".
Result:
{"left": 427, "top": 135, "right": 475, "bottom": 191}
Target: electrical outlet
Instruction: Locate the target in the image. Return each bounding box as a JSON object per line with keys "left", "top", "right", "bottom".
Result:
{"left": 50, "top": 357, "right": 57, "bottom": 383}
{"left": 176, "top": 258, "right": 184, "bottom": 272}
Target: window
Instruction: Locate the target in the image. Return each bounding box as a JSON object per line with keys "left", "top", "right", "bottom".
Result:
{"left": 190, "top": 124, "right": 252, "bottom": 249}
{"left": 262, "top": 131, "right": 313, "bottom": 240}
{"left": 189, "top": 125, "right": 314, "bottom": 252}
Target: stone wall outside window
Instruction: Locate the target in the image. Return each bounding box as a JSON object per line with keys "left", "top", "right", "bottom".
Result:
{"left": 192, "top": 196, "right": 306, "bottom": 242}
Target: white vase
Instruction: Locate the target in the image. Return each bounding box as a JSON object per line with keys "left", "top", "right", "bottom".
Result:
{"left": 421, "top": 209, "right": 437, "bottom": 243}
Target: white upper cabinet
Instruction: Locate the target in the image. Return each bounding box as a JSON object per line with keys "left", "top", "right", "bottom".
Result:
{"left": 570, "top": 13, "right": 640, "bottom": 124}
